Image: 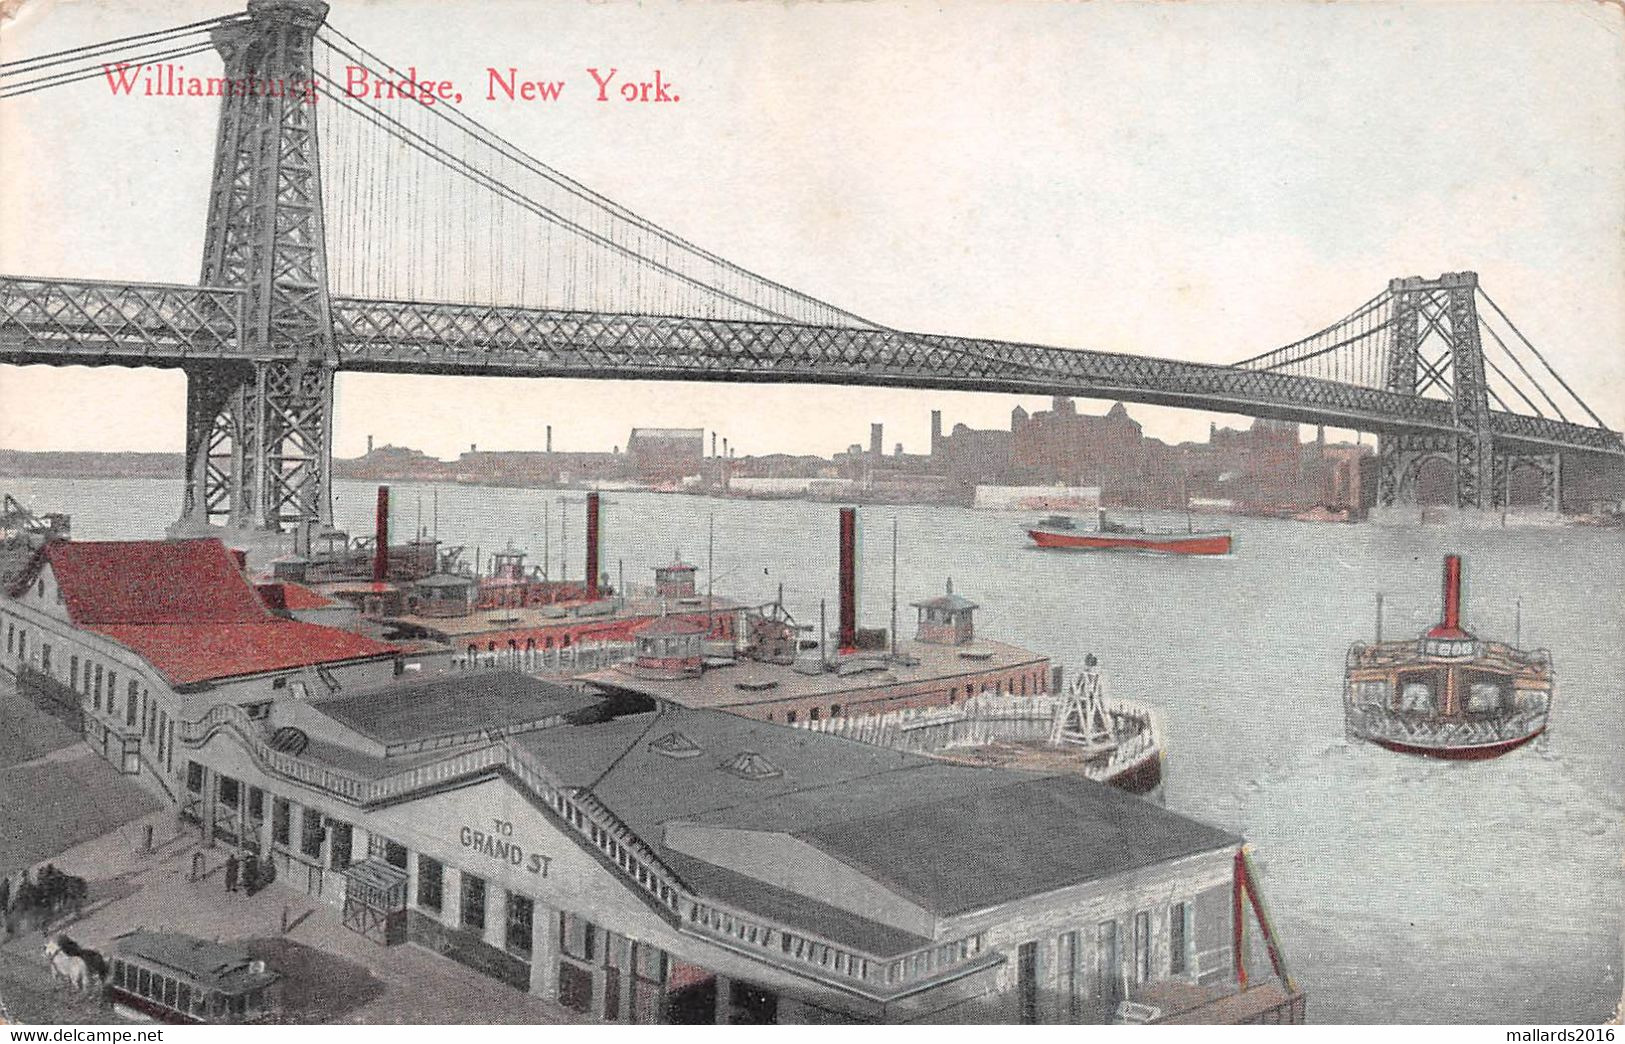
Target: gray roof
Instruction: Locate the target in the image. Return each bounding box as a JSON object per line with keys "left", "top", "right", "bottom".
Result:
{"left": 111, "top": 932, "right": 280, "bottom": 994}
{"left": 910, "top": 592, "right": 979, "bottom": 613}
{"left": 793, "top": 774, "right": 1237, "bottom": 916}
{"left": 516, "top": 705, "right": 1237, "bottom": 922}
{"left": 315, "top": 672, "right": 605, "bottom": 746}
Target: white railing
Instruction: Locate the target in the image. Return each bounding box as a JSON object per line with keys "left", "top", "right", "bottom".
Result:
{"left": 452, "top": 640, "right": 634, "bottom": 675}
{"left": 797, "top": 692, "right": 1162, "bottom": 783}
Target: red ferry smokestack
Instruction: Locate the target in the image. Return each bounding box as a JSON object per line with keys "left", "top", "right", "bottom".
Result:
{"left": 838, "top": 506, "right": 858, "bottom": 651}
{"left": 372, "top": 485, "right": 390, "bottom": 582}
{"left": 1426, "top": 553, "right": 1470, "bottom": 639}
{"left": 585, "top": 491, "right": 601, "bottom": 600}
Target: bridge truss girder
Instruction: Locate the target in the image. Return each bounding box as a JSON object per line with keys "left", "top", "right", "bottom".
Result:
{"left": 1, "top": 273, "right": 1620, "bottom": 519}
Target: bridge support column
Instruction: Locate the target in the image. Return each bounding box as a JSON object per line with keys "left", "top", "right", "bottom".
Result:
{"left": 182, "top": 362, "right": 257, "bottom": 527}
{"left": 258, "top": 358, "right": 335, "bottom": 539}
{"left": 189, "top": 0, "right": 336, "bottom": 536}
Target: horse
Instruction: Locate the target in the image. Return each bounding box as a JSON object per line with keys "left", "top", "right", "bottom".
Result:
{"left": 42, "top": 937, "right": 96, "bottom": 992}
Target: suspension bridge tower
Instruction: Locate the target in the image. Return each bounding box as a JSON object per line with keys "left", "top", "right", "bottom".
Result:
{"left": 1375, "top": 272, "right": 1562, "bottom": 512}
{"left": 178, "top": 0, "right": 335, "bottom": 541}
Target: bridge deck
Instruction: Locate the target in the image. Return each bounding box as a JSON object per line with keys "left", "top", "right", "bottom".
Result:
{"left": 1, "top": 275, "right": 1619, "bottom": 455}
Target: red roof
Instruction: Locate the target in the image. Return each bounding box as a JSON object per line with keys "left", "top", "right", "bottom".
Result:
{"left": 35, "top": 539, "right": 271, "bottom": 625}
{"left": 10, "top": 538, "right": 398, "bottom": 684}
{"left": 94, "top": 622, "right": 398, "bottom": 686}
{"left": 255, "top": 581, "right": 339, "bottom": 612}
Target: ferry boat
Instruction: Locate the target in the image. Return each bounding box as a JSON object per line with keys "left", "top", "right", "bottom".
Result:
{"left": 1028, "top": 510, "right": 1232, "bottom": 556}
{"left": 1344, "top": 554, "right": 1553, "bottom": 760}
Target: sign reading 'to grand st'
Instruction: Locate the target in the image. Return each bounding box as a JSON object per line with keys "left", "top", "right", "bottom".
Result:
{"left": 461, "top": 819, "right": 552, "bottom": 877}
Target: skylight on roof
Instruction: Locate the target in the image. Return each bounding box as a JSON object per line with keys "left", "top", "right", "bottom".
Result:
{"left": 720, "top": 751, "right": 783, "bottom": 781}
{"left": 650, "top": 731, "right": 703, "bottom": 759}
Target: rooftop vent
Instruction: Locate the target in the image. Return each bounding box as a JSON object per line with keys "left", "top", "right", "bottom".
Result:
{"left": 650, "top": 731, "right": 703, "bottom": 759}
{"left": 720, "top": 751, "right": 783, "bottom": 781}
{"left": 733, "top": 678, "right": 779, "bottom": 692}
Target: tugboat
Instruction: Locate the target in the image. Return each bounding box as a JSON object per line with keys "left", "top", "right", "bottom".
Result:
{"left": 1028, "top": 508, "right": 1232, "bottom": 556}
{"left": 1344, "top": 554, "right": 1553, "bottom": 759}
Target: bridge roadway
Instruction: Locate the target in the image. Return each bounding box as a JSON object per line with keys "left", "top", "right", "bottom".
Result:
{"left": 2, "top": 274, "right": 1620, "bottom": 457}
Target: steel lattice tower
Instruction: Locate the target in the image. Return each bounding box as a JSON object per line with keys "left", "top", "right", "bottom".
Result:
{"left": 1375, "top": 272, "right": 1559, "bottom": 510}
{"left": 184, "top": 0, "right": 335, "bottom": 537}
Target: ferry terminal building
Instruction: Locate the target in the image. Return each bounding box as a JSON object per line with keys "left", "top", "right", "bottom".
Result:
{"left": 2, "top": 537, "right": 1300, "bottom": 1023}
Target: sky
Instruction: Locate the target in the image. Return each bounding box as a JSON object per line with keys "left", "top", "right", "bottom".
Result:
{"left": 1, "top": 0, "right": 1622, "bottom": 460}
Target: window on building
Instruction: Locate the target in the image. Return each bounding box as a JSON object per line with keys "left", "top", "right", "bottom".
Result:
{"left": 786, "top": 710, "right": 797, "bottom": 724}
{"left": 300, "top": 809, "right": 324, "bottom": 858}
{"left": 1134, "top": 910, "right": 1152, "bottom": 984}
{"left": 329, "top": 820, "right": 353, "bottom": 870}
{"left": 417, "top": 855, "right": 443, "bottom": 912}
{"left": 247, "top": 786, "right": 264, "bottom": 822}
{"left": 5, "top": 622, "right": 11, "bottom": 654}
{"left": 809, "top": 707, "right": 820, "bottom": 721}
{"left": 186, "top": 761, "right": 204, "bottom": 794}
{"left": 218, "top": 775, "right": 240, "bottom": 809}
{"left": 506, "top": 893, "right": 534, "bottom": 955}
{"left": 560, "top": 911, "right": 596, "bottom": 962}
{"left": 1169, "top": 902, "right": 1188, "bottom": 975}
{"left": 272, "top": 798, "right": 290, "bottom": 845}
{"left": 70, "top": 655, "right": 79, "bottom": 691}
{"left": 460, "top": 873, "right": 487, "bottom": 931}
{"left": 93, "top": 665, "right": 103, "bottom": 709}
{"left": 41, "top": 644, "right": 51, "bottom": 674}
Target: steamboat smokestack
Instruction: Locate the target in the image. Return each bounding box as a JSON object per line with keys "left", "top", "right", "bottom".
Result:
{"left": 1427, "top": 553, "right": 1470, "bottom": 639}
{"left": 373, "top": 485, "right": 390, "bottom": 581}
{"left": 585, "top": 491, "right": 601, "bottom": 600}
{"left": 838, "top": 506, "right": 858, "bottom": 651}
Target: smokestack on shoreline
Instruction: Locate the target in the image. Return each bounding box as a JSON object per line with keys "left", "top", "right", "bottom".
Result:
{"left": 546, "top": 425, "right": 552, "bottom": 453}
{"left": 838, "top": 506, "right": 858, "bottom": 651}
{"left": 373, "top": 486, "right": 390, "bottom": 581}
{"left": 586, "top": 492, "right": 601, "bottom": 600}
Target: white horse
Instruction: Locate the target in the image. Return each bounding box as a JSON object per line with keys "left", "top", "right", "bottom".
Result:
{"left": 43, "top": 938, "right": 95, "bottom": 992}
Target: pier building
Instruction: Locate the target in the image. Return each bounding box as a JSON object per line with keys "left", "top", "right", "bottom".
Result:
{"left": 2, "top": 534, "right": 1301, "bottom": 1024}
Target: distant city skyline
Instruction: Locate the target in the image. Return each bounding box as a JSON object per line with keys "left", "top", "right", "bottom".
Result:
{"left": 3, "top": 1, "right": 1621, "bottom": 458}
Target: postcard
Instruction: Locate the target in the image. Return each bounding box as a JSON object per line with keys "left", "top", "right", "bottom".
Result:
{"left": 1, "top": 0, "right": 1621, "bottom": 1029}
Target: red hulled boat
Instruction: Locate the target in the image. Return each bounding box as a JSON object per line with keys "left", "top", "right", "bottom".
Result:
{"left": 1343, "top": 554, "right": 1553, "bottom": 760}
{"left": 1028, "top": 511, "right": 1232, "bottom": 556}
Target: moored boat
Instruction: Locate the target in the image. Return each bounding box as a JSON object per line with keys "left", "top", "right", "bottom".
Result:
{"left": 1344, "top": 554, "right": 1553, "bottom": 759}
{"left": 1028, "top": 509, "right": 1232, "bottom": 556}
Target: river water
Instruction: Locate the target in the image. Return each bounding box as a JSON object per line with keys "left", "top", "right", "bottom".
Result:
{"left": 10, "top": 476, "right": 1623, "bottom": 1023}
